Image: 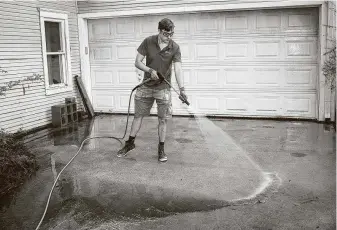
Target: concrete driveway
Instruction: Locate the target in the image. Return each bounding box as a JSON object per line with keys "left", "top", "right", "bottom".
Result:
{"left": 0, "top": 115, "right": 335, "bottom": 230}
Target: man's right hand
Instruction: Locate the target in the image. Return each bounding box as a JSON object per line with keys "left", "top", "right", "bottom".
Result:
{"left": 148, "top": 68, "right": 159, "bottom": 80}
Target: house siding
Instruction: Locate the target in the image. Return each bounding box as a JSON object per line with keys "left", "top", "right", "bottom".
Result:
{"left": 0, "top": 0, "right": 83, "bottom": 133}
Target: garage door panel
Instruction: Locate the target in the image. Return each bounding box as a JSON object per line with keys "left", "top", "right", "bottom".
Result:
{"left": 91, "top": 69, "right": 114, "bottom": 87}
{"left": 116, "top": 44, "right": 138, "bottom": 60}
{"left": 88, "top": 19, "right": 112, "bottom": 41}
{"left": 253, "top": 68, "right": 281, "bottom": 86}
{"left": 283, "top": 94, "right": 316, "bottom": 117}
{"left": 285, "top": 39, "right": 317, "bottom": 58}
{"left": 116, "top": 69, "right": 140, "bottom": 86}
{"left": 89, "top": 18, "right": 137, "bottom": 40}
{"left": 223, "top": 14, "right": 249, "bottom": 31}
{"left": 195, "top": 69, "right": 220, "bottom": 86}
{"left": 195, "top": 43, "right": 220, "bottom": 60}
{"left": 89, "top": 43, "right": 139, "bottom": 62}
{"left": 285, "top": 67, "right": 317, "bottom": 89}
{"left": 255, "top": 12, "right": 282, "bottom": 30}
{"left": 285, "top": 97, "right": 311, "bottom": 113}
{"left": 92, "top": 92, "right": 115, "bottom": 112}
{"left": 225, "top": 96, "right": 250, "bottom": 113}
{"left": 193, "top": 12, "right": 221, "bottom": 33}
{"left": 90, "top": 45, "right": 113, "bottom": 61}
{"left": 285, "top": 10, "right": 318, "bottom": 32}
{"left": 195, "top": 95, "right": 221, "bottom": 113}
{"left": 92, "top": 91, "right": 138, "bottom": 113}
{"left": 254, "top": 95, "right": 281, "bottom": 113}
{"left": 224, "top": 42, "right": 249, "bottom": 58}
{"left": 254, "top": 40, "right": 281, "bottom": 58}
{"left": 114, "top": 17, "right": 137, "bottom": 36}
{"left": 224, "top": 68, "right": 251, "bottom": 86}
{"left": 91, "top": 67, "right": 139, "bottom": 89}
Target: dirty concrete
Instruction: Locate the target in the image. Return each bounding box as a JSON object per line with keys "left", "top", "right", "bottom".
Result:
{"left": 0, "top": 115, "right": 335, "bottom": 230}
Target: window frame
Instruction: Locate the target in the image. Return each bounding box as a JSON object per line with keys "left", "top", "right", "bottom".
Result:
{"left": 40, "top": 11, "right": 72, "bottom": 95}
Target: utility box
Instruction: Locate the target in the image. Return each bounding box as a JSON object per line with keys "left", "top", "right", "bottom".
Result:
{"left": 51, "top": 102, "right": 78, "bottom": 127}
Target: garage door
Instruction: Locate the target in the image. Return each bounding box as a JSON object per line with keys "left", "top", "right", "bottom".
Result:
{"left": 88, "top": 7, "right": 318, "bottom": 118}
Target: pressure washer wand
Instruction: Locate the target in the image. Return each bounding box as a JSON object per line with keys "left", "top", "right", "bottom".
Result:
{"left": 157, "top": 73, "right": 190, "bottom": 106}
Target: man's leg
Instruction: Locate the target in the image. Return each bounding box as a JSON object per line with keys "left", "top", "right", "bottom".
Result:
{"left": 122, "top": 116, "right": 143, "bottom": 151}
{"left": 158, "top": 117, "right": 167, "bottom": 142}
{"left": 156, "top": 89, "right": 172, "bottom": 162}
{"left": 116, "top": 116, "right": 143, "bottom": 157}
{"left": 117, "top": 86, "right": 154, "bottom": 157}
{"left": 130, "top": 116, "right": 144, "bottom": 137}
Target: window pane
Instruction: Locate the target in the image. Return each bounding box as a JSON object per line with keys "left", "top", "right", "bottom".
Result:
{"left": 45, "top": 21, "right": 62, "bottom": 52}
{"left": 47, "top": 54, "right": 64, "bottom": 85}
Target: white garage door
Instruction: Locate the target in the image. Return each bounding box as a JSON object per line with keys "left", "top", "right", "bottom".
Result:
{"left": 88, "top": 7, "right": 318, "bottom": 118}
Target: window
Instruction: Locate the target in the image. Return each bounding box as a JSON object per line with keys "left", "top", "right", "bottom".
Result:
{"left": 40, "top": 11, "right": 72, "bottom": 95}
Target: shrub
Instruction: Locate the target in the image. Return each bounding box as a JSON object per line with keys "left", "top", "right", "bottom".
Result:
{"left": 0, "top": 129, "right": 39, "bottom": 197}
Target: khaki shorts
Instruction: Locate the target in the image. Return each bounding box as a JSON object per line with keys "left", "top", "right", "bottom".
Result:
{"left": 134, "top": 85, "right": 172, "bottom": 119}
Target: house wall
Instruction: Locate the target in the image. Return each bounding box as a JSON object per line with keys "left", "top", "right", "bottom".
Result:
{"left": 0, "top": 0, "right": 83, "bottom": 133}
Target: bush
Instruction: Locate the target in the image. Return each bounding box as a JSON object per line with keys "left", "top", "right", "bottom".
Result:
{"left": 0, "top": 129, "right": 39, "bottom": 197}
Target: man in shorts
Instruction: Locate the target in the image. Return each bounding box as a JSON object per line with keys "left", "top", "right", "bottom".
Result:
{"left": 117, "top": 18, "right": 187, "bottom": 162}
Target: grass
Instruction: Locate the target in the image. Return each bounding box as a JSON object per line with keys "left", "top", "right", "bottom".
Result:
{"left": 0, "top": 129, "right": 39, "bottom": 197}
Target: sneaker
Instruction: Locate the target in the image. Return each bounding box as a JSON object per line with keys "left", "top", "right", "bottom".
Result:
{"left": 158, "top": 144, "right": 167, "bottom": 162}
{"left": 117, "top": 140, "right": 135, "bottom": 157}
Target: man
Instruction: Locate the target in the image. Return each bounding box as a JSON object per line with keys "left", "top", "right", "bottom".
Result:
{"left": 117, "top": 18, "right": 187, "bottom": 162}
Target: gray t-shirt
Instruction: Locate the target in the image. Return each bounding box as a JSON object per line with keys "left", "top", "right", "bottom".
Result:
{"left": 137, "top": 35, "right": 181, "bottom": 90}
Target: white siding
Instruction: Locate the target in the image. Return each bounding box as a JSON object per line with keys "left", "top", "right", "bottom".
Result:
{"left": 0, "top": 0, "right": 83, "bottom": 133}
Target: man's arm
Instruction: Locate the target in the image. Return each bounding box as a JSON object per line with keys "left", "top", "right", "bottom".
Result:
{"left": 174, "top": 61, "right": 184, "bottom": 90}
{"left": 174, "top": 61, "right": 188, "bottom": 102}
{"left": 135, "top": 52, "right": 159, "bottom": 80}
{"left": 135, "top": 52, "right": 149, "bottom": 73}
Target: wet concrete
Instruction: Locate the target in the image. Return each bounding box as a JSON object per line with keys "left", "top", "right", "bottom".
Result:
{"left": 0, "top": 115, "right": 335, "bottom": 230}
